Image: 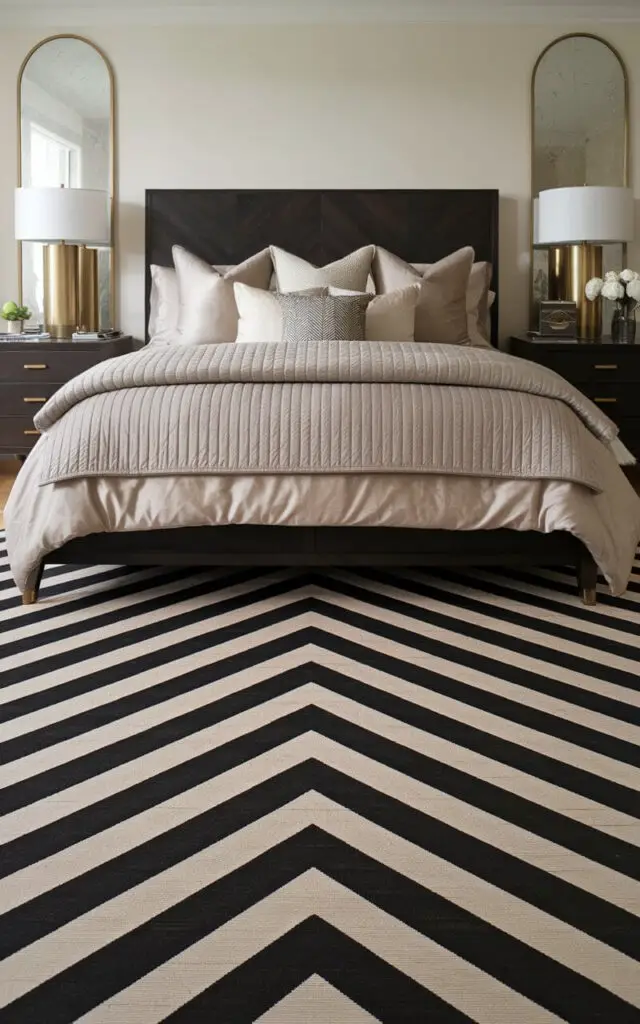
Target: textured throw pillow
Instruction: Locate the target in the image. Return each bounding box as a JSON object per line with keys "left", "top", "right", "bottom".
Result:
{"left": 271, "top": 245, "right": 375, "bottom": 293}
{"left": 279, "top": 293, "right": 371, "bottom": 343}
{"left": 329, "top": 284, "right": 421, "bottom": 342}
{"left": 234, "top": 284, "right": 370, "bottom": 343}
{"left": 234, "top": 284, "right": 328, "bottom": 344}
{"left": 173, "top": 245, "right": 272, "bottom": 345}
{"left": 372, "top": 246, "right": 474, "bottom": 344}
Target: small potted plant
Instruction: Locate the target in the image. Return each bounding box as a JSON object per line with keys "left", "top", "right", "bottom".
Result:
{"left": 585, "top": 270, "right": 640, "bottom": 343}
{"left": 1, "top": 300, "right": 31, "bottom": 334}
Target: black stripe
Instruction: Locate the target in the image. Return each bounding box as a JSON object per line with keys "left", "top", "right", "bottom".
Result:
{"left": 2, "top": 705, "right": 638, "bottom": 892}
{"left": 316, "top": 577, "right": 640, "bottom": 698}
{"left": 0, "top": 567, "right": 204, "bottom": 634}
{"left": 0, "top": 566, "right": 295, "bottom": 661}
{"left": 491, "top": 566, "right": 640, "bottom": 613}
{"left": 420, "top": 567, "right": 640, "bottom": 636}
{"left": 3, "top": 629, "right": 638, "bottom": 822}
{"left": 1, "top": 829, "right": 636, "bottom": 1024}
{"left": 165, "top": 916, "right": 473, "bottom": 1023}
{"left": 354, "top": 567, "right": 640, "bottom": 661}
{"left": 0, "top": 565, "right": 147, "bottom": 614}
{"left": 0, "top": 582, "right": 311, "bottom": 694}
{"left": 2, "top": 761, "right": 638, "bottom": 967}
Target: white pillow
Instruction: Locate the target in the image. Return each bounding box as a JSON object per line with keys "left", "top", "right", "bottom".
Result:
{"left": 329, "top": 284, "right": 421, "bottom": 342}
{"left": 271, "top": 245, "right": 375, "bottom": 293}
{"left": 173, "top": 245, "right": 272, "bottom": 345}
{"left": 234, "top": 283, "right": 329, "bottom": 343}
{"left": 149, "top": 264, "right": 179, "bottom": 343}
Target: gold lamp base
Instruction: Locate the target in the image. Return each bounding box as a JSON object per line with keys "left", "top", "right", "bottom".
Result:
{"left": 548, "top": 243, "right": 603, "bottom": 340}
{"left": 78, "top": 245, "right": 99, "bottom": 331}
{"left": 43, "top": 243, "right": 78, "bottom": 338}
{"left": 43, "top": 242, "right": 100, "bottom": 337}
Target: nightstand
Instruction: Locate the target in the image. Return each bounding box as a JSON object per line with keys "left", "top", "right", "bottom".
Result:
{"left": 509, "top": 334, "right": 640, "bottom": 460}
{"left": 0, "top": 335, "right": 138, "bottom": 458}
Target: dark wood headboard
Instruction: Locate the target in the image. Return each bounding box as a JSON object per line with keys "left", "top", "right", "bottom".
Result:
{"left": 145, "top": 188, "right": 499, "bottom": 343}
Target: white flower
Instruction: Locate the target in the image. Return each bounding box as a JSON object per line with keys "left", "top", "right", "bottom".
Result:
{"left": 601, "top": 280, "right": 625, "bottom": 301}
{"left": 626, "top": 278, "right": 640, "bottom": 302}
{"left": 604, "top": 271, "right": 620, "bottom": 282}
{"left": 620, "top": 268, "right": 639, "bottom": 283}
{"left": 585, "top": 277, "right": 603, "bottom": 300}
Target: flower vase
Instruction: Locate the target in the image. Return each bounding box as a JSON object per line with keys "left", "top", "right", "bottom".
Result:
{"left": 4, "top": 320, "right": 22, "bottom": 333}
{"left": 611, "top": 308, "right": 636, "bottom": 344}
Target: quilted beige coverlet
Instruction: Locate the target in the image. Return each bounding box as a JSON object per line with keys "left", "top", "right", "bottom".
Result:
{"left": 34, "top": 341, "right": 618, "bottom": 490}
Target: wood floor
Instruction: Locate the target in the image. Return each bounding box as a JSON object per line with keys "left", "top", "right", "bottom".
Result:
{"left": 0, "top": 460, "right": 18, "bottom": 529}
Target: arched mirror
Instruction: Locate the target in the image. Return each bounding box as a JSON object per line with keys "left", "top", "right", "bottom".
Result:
{"left": 18, "top": 35, "right": 114, "bottom": 332}
{"left": 531, "top": 34, "right": 629, "bottom": 334}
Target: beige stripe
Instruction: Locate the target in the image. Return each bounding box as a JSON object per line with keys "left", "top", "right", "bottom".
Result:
{"left": 398, "top": 568, "right": 639, "bottom": 647}
{"left": 3, "top": 650, "right": 638, "bottom": 850}
{"left": 256, "top": 977, "right": 379, "bottom": 1023}
{"left": 0, "top": 573, "right": 306, "bottom": 676}
{"left": 0, "top": 850, "right": 579, "bottom": 1023}
{"left": 2, "top": 728, "right": 639, "bottom": 922}
{"left": 0, "top": 605, "right": 315, "bottom": 738}
{"left": 466, "top": 570, "right": 635, "bottom": 623}
{"left": 315, "top": 616, "right": 640, "bottom": 774}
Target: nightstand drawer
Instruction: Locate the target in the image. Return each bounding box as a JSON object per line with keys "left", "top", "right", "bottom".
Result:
{"left": 0, "top": 349, "right": 104, "bottom": 382}
{"left": 620, "top": 419, "right": 640, "bottom": 458}
{"left": 0, "top": 416, "right": 43, "bottom": 451}
{"left": 0, "top": 383, "right": 58, "bottom": 416}
{"left": 581, "top": 384, "right": 638, "bottom": 416}
{"left": 536, "top": 349, "right": 640, "bottom": 385}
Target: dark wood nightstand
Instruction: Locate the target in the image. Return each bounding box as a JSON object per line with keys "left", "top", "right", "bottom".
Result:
{"left": 509, "top": 334, "right": 640, "bottom": 460}
{"left": 0, "top": 335, "right": 138, "bottom": 458}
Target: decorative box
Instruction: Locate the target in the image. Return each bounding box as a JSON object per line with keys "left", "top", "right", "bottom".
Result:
{"left": 539, "top": 301, "right": 577, "bottom": 337}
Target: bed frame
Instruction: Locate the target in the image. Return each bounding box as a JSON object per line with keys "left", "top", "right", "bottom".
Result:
{"left": 24, "top": 188, "right": 599, "bottom": 605}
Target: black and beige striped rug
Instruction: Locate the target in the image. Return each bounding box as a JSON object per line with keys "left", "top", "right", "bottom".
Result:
{"left": 1, "top": 532, "right": 639, "bottom": 1023}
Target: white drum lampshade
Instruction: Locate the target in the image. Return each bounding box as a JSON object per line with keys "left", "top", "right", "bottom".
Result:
{"left": 15, "top": 187, "right": 110, "bottom": 244}
{"left": 537, "top": 186, "right": 634, "bottom": 246}
{"left": 15, "top": 187, "right": 110, "bottom": 336}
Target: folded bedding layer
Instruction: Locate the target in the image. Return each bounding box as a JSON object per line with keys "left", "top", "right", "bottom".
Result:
{"left": 34, "top": 341, "right": 617, "bottom": 492}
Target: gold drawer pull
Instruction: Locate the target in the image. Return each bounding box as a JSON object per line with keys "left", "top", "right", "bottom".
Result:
{"left": 23, "top": 363, "right": 47, "bottom": 370}
{"left": 23, "top": 429, "right": 41, "bottom": 436}
{"left": 594, "top": 364, "right": 617, "bottom": 370}
{"left": 594, "top": 397, "right": 617, "bottom": 404}
{"left": 23, "top": 397, "right": 46, "bottom": 404}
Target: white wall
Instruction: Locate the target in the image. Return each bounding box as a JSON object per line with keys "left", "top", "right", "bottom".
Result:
{"left": 2, "top": 22, "right": 640, "bottom": 340}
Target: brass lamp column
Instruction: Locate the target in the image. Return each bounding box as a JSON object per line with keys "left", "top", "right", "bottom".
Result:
{"left": 15, "top": 186, "right": 110, "bottom": 338}
{"left": 43, "top": 242, "right": 79, "bottom": 338}
{"left": 537, "top": 186, "right": 634, "bottom": 340}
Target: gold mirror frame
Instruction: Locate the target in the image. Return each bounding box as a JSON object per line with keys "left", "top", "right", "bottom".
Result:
{"left": 17, "top": 34, "right": 116, "bottom": 327}
{"left": 530, "top": 33, "right": 630, "bottom": 329}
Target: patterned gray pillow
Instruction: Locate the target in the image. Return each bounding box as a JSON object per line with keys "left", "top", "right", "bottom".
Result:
{"left": 279, "top": 293, "right": 372, "bottom": 343}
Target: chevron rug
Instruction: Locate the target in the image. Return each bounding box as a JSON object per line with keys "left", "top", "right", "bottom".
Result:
{"left": 0, "top": 532, "right": 639, "bottom": 1023}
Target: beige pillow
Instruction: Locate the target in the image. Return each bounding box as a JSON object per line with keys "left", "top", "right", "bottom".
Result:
{"left": 173, "top": 245, "right": 272, "bottom": 344}
{"left": 234, "top": 283, "right": 328, "bottom": 343}
{"left": 329, "top": 284, "right": 421, "bottom": 342}
{"left": 271, "top": 245, "right": 375, "bottom": 293}
{"left": 372, "top": 246, "right": 474, "bottom": 345}
{"left": 466, "top": 261, "right": 493, "bottom": 347}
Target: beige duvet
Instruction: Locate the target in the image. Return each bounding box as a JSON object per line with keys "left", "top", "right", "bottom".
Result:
{"left": 6, "top": 440, "right": 640, "bottom": 596}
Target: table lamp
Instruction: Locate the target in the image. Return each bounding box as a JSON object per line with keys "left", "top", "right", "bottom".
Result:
{"left": 15, "top": 186, "right": 110, "bottom": 337}
{"left": 536, "top": 185, "right": 634, "bottom": 339}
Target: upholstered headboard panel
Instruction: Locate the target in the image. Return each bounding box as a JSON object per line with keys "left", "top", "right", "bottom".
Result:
{"left": 145, "top": 188, "right": 499, "bottom": 343}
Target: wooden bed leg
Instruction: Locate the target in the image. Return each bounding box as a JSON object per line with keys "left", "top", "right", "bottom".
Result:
{"left": 578, "top": 551, "right": 598, "bottom": 607}
{"left": 22, "top": 563, "right": 44, "bottom": 606}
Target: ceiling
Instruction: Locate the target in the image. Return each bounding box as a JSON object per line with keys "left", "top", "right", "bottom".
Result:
{"left": 2, "top": 0, "right": 640, "bottom": 24}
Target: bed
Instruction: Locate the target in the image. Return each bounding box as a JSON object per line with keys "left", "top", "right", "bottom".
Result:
{"left": 6, "top": 188, "right": 640, "bottom": 606}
